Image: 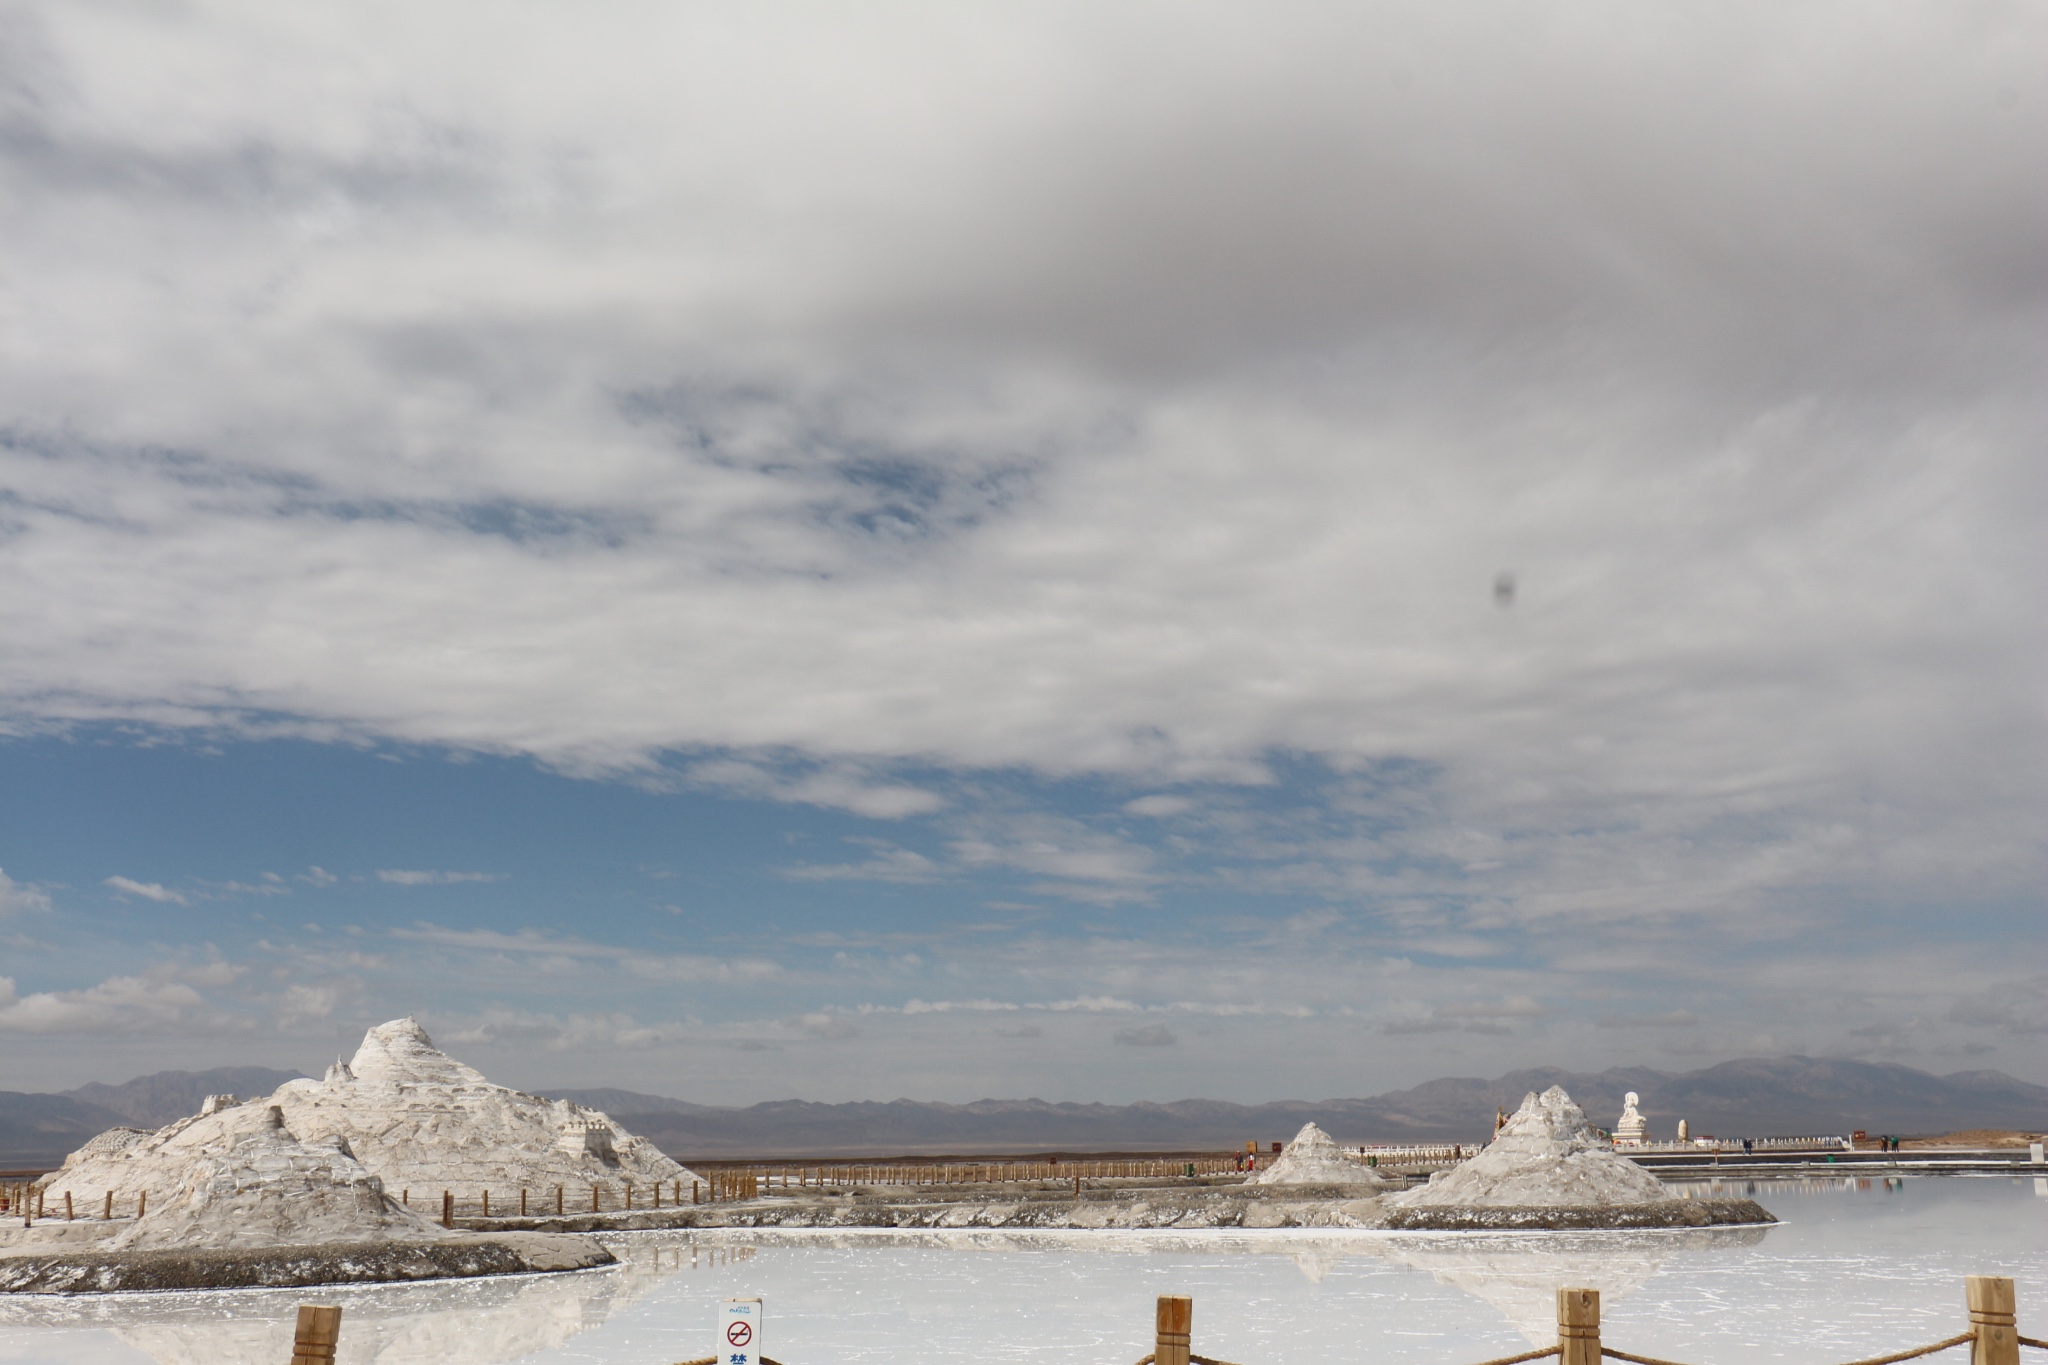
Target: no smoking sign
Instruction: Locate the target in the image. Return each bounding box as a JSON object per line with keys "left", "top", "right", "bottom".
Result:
{"left": 721, "top": 1297, "right": 763, "bottom": 1365}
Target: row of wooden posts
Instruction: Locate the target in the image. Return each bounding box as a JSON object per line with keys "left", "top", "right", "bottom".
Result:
{"left": 2, "top": 1176, "right": 762, "bottom": 1229}
{"left": 729, "top": 1157, "right": 1238, "bottom": 1188}
{"left": 1151, "top": 1279, "right": 2038, "bottom": 1365}
{"left": 2, "top": 1185, "right": 144, "bottom": 1224}
{"left": 405, "top": 1174, "right": 761, "bottom": 1224}
{"left": 281, "top": 1277, "right": 2039, "bottom": 1365}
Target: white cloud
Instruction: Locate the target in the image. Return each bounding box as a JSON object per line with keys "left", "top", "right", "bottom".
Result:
{"left": 689, "top": 761, "right": 944, "bottom": 819}
{"left": 276, "top": 982, "right": 342, "bottom": 1026}
{"left": 375, "top": 869, "right": 500, "bottom": 885}
{"left": 784, "top": 840, "right": 941, "bottom": 883}
{"left": 0, "top": 972, "right": 211, "bottom": 1034}
{"left": 0, "top": 869, "right": 52, "bottom": 917}
{"left": 104, "top": 875, "right": 187, "bottom": 905}
{"left": 0, "top": 0, "right": 2036, "bottom": 1089}
{"left": 0, "top": 3, "right": 2027, "bottom": 945}
{"left": 390, "top": 923, "right": 782, "bottom": 983}
{"left": 1124, "top": 795, "right": 1195, "bottom": 818}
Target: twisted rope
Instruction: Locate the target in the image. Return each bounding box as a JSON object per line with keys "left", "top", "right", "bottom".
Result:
{"left": 1462, "top": 1348, "right": 1562, "bottom": 1365}
{"left": 2018, "top": 1338, "right": 2048, "bottom": 1351}
{"left": 1822, "top": 1332, "right": 1977, "bottom": 1365}
{"left": 1601, "top": 1331, "right": 1974, "bottom": 1365}
{"left": 1192, "top": 1353, "right": 1254, "bottom": 1365}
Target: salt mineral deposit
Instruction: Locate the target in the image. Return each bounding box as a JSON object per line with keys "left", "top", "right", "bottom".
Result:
{"left": 1248, "top": 1123, "right": 1390, "bottom": 1189}
{"left": 267, "top": 1017, "right": 696, "bottom": 1201}
{"left": 43, "top": 1018, "right": 693, "bottom": 1210}
{"left": 1385, "top": 1087, "right": 1668, "bottom": 1209}
{"left": 78, "top": 1102, "right": 442, "bottom": 1250}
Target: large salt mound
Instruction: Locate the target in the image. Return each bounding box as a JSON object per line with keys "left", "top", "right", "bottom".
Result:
{"left": 1249, "top": 1123, "right": 1390, "bottom": 1189}
{"left": 1384, "top": 1086, "right": 1669, "bottom": 1209}
{"left": 265, "top": 1017, "right": 695, "bottom": 1201}
{"left": 42, "top": 1102, "right": 446, "bottom": 1249}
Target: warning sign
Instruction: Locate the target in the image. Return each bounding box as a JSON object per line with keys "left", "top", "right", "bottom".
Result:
{"left": 721, "top": 1297, "right": 762, "bottom": 1365}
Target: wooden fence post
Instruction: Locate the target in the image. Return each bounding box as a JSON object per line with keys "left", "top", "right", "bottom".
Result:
{"left": 481, "top": 1190, "right": 490, "bottom": 1218}
{"left": 1155, "top": 1295, "right": 1192, "bottom": 1365}
{"left": 1968, "top": 1276, "right": 2018, "bottom": 1365}
{"left": 555, "top": 1185, "right": 564, "bottom": 1215}
{"left": 64, "top": 1192, "right": 73, "bottom": 1221}
{"left": 137, "top": 1191, "right": 147, "bottom": 1218}
{"left": 521, "top": 1187, "right": 529, "bottom": 1216}
{"left": 441, "top": 1191, "right": 452, "bottom": 1228}
{"left": 1558, "top": 1288, "right": 1600, "bottom": 1365}
{"left": 288, "top": 1304, "right": 343, "bottom": 1365}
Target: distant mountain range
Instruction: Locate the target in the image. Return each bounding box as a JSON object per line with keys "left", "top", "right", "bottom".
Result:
{"left": 2, "top": 1056, "right": 2040, "bottom": 1168}
{"left": 542, "top": 1058, "right": 2048, "bottom": 1157}
{"left": 0, "top": 1067, "right": 303, "bottom": 1169}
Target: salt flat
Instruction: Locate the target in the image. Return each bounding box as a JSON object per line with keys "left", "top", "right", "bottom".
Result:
{"left": 1, "top": 1177, "right": 2041, "bottom": 1365}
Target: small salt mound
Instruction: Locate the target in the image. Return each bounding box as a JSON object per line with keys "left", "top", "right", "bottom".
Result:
{"left": 1384, "top": 1086, "right": 1668, "bottom": 1209}
{"left": 47, "top": 1102, "right": 447, "bottom": 1250}
{"left": 1249, "top": 1122, "right": 1390, "bottom": 1188}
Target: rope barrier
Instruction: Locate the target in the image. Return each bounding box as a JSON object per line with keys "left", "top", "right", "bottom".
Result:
{"left": 1821, "top": 1332, "right": 1977, "bottom": 1365}
{"left": 2018, "top": 1338, "right": 2048, "bottom": 1352}
{"left": 1599, "top": 1331, "right": 1974, "bottom": 1365}
{"left": 1461, "top": 1347, "right": 1563, "bottom": 1365}
{"left": 1126, "top": 1327, "right": 1977, "bottom": 1365}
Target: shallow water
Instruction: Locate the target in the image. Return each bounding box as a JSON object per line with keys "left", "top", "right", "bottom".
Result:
{"left": 1, "top": 1177, "right": 2042, "bottom": 1365}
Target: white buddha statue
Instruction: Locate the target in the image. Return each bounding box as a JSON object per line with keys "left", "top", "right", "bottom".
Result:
{"left": 1614, "top": 1092, "right": 1648, "bottom": 1146}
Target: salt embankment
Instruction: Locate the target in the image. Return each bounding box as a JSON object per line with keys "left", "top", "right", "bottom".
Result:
{"left": 1379, "top": 1086, "right": 1771, "bottom": 1229}
{"left": 1248, "top": 1123, "right": 1390, "bottom": 1190}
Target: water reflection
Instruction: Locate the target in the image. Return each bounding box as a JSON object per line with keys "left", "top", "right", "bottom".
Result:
{"left": 1666, "top": 1176, "right": 1908, "bottom": 1196}
{"left": 1379, "top": 1227, "right": 1770, "bottom": 1343}
{"left": 0, "top": 1245, "right": 754, "bottom": 1365}
{"left": 13, "top": 1180, "right": 2041, "bottom": 1365}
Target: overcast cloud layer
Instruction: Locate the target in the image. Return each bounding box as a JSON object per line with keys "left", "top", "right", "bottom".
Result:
{"left": 0, "top": 1, "right": 2041, "bottom": 1096}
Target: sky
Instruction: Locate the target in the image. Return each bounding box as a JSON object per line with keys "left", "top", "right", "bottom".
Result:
{"left": 0, "top": 1, "right": 2041, "bottom": 1103}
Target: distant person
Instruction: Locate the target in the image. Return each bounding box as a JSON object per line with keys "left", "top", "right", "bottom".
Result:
{"left": 1743, "top": 1138, "right": 1753, "bottom": 1157}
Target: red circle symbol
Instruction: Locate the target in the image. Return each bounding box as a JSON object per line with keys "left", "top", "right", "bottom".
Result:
{"left": 727, "top": 1322, "right": 753, "bottom": 1348}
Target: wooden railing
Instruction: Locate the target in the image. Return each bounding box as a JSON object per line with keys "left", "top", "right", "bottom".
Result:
{"left": 724, "top": 1157, "right": 1238, "bottom": 1190}
{"left": 4, "top": 1175, "right": 762, "bottom": 1229}
{"left": 1132, "top": 1279, "right": 2041, "bottom": 1365}
{"left": 274, "top": 1276, "right": 2041, "bottom": 1365}
{"left": 1356, "top": 1144, "right": 1479, "bottom": 1169}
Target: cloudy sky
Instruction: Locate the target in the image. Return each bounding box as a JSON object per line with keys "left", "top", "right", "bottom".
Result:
{"left": 0, "top": 1, "right": 2040, "bottom": 1101}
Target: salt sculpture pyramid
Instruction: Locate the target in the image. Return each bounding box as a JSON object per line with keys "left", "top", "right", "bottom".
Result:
{"left": 266, "top": 1017, "right": 697, "bottom": 1201}
{"left": 1248, "top": 1122, "right": 1389, "bottom": 1187}
{"left": 1384, "top": 1085, "right": 1667, "bottom": 1208}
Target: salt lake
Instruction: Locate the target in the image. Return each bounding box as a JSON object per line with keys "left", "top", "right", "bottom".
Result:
{"left": 2, "top": 1176, "right": 2042, "bottom": 1365}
